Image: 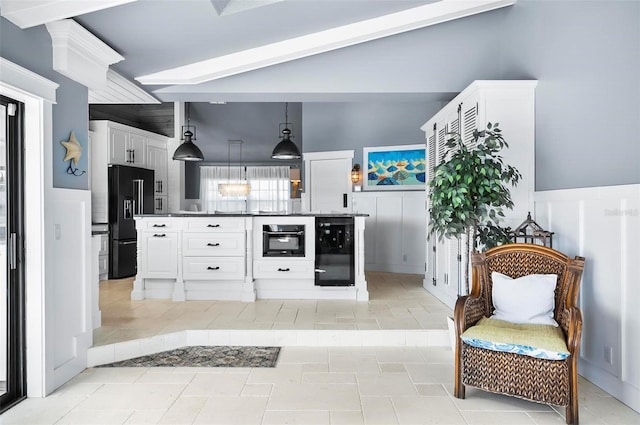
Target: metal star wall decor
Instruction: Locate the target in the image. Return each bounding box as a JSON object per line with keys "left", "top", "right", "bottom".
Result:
{"left": 60, "top": 131, "right": 86, "bottom": 176}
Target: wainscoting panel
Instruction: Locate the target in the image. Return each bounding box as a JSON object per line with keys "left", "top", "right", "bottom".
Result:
{"left": 352, "top": 191, "right": 426, "bottom": 274}
{"left": 48, "top": 189, "right": 92, "bottom": 393}
{"left": 534, "top": 184, "right": 640, "bottom": 412}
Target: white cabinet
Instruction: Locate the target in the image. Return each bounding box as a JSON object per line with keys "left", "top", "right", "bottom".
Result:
{"left": 98, "top": 233, "right": 109, "bottom": 280}
{"left": 138, "top": 230, "right": 179, "bottom": 279}
{"left": 146, "top": 141, "right": 168, "bottom": 214}
{"left": 146, "top": 142, "right": 168, "bottom": 195}
{"left": 89, "top": 120, "right": 169, "bottom": 223}
{"left": 352, "top": 191, "right": 426, "bottom": 274}
{"left": 109, "top": 127, "right": 146, "bottom": 166}
{"left": 253, "top": 260, "right": 315, "bottom": 280}
{"left": 183, "top": 257, "right": 245, "bottom": 280}
{"left": 181, "top": 220, "right": 247, "bottom": 283}
{"left": 132, "top": 215, "right": 367, "bottom": 301}
{"left": 421, "top": 80, "right": 537, "bottom": 308}
{"left": 134, "top": 216, "right": 251, "bottom": 301}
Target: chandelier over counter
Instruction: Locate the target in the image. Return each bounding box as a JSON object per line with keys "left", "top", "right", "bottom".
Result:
{"left": 218, "top": 139, "right": 251, "bottom": 196}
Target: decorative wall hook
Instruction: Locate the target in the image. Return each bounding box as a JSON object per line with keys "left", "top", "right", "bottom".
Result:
{"left": 60, "top": 131, "right": 86, "bottom": 176}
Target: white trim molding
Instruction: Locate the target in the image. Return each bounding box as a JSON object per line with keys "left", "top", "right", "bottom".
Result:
{"left": 0, "top": 0, "right": 138, "bottom": 29}
{"left": 534, "top": 184, "right": 640, "bottom": 413}
{"left": 136, "top": 0, "right": 516, "bottom": 85}
{"left": 0, "top": 57, "right": 59, "bottom": 103}
{"left": 0, "top": 56, "right": 57, "bottom": 397}
{"left": 89, "top": 69, "right": 160, "bottom": 104}
{"left": 45, "top": 19, "right": 124, "bottom": 89}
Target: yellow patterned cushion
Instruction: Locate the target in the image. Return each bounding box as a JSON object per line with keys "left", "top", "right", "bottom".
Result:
{"left": 461, "top": 317, "right": 570, "bottom": 360}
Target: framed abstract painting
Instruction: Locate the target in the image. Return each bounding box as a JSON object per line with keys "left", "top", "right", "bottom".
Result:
{"left": 363, "top": 144, "right": 426, "bottom": 191}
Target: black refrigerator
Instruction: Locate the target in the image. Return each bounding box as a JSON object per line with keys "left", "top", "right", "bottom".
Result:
{"left": 108, "top": 164, "right": 155, "bottom": 279}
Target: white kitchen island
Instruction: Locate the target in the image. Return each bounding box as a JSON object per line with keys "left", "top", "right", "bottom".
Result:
{"left": 132, "top": 213, "right": 368, "bottom": 302}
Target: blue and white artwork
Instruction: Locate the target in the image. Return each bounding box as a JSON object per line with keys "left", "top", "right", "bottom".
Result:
{"left": 363, "top": 144, "right": 426, "bottom": 191}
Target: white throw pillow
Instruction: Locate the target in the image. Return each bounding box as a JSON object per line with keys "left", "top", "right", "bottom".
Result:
{"left": 491, "top": 272, "right": 558, "bottom": 326}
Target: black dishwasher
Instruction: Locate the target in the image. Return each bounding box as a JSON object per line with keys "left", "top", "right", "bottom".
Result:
{"left": 315, "top": 217, "right": 354, "bottom": 286}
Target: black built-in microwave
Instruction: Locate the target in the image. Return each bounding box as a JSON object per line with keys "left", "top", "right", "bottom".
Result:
{"left": 262, "top": 224, "right": 305, "bottom": 257}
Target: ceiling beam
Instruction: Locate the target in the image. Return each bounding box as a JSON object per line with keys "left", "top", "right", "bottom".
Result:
{"left": 136, "top": 0, "right": 516, "bottom": 86}
{"left": 0, "top": 0, "right": 138, "bottom": 29}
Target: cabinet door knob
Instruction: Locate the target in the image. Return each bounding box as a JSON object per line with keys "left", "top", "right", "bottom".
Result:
{"left": 207, "top": 243, "right": 220, "bottom": 247}
{"left": 153, "top": 233, "right": 166, "bottom": 237}
{"left": 207, "top": 224, "right": 220, "bottom": 228}
{"left": 277, "top": 268, "right": 290, "bottom": 272}
{"left": 207, "top": 266, "right": 220, "bottom": 271}
{"left": 152, "top": 224, "right": 166, "bottom": 228}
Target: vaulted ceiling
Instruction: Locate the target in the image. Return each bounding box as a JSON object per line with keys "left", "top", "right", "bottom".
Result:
{"left": 1, "top": 0, "right": 516, "bottom": 103}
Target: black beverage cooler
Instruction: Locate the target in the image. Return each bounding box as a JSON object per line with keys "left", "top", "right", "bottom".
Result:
{"left": 315, "top": 216, "right": 355, "bottom": 286}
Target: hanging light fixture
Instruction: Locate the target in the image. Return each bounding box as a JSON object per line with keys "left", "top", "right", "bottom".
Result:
{"left": 271, "top": 102, "right": 301, "bottom": 160}
{"left": 173, "top": 102, "right": 204, "bottom": 161}
{"left": 351, "top": 164, "right": 361, "bottom": 184}
{"left": 218, "top": 140, "right": 251, "bottom": 196}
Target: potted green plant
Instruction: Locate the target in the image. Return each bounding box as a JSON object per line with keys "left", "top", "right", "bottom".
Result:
{"left": 428, "top": 122, "right": 521, "bottom": 295}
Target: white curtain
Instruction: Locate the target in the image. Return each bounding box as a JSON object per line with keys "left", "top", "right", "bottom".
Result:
{"left": 245, "top": 166, "right": 291, "bottom": 213}
{"left": 200, "top": 166, "right": 247, "bottom": 213}
{"left": 200, "top": 165, "right": 291, "bottom": 213}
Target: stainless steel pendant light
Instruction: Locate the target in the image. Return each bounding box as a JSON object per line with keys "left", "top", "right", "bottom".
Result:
{"left": 173, "top": 102, "right": 204, "bottom": 161}
{"left": 271, "top": 102, "right": 301, "bottom": 160}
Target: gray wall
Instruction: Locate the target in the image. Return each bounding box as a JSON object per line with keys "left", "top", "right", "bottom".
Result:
{"left": 300, "top": 1, "right": 640, "bottom": 190}
{"left": 302, "top": 101, "right": 442, "bottom": 166}
{"left": 0, "top": 17, "right": 89, "bottom": 190}
{"left": 500, "top": 1, "right": 640, "bottom": 190}
{"left": 167, "top": 1, "right": 640, "bottom": 191}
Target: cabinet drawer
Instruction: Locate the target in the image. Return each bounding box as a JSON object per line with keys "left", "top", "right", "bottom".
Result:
{"left": 253, "top": 260, "right": 314, "bottom": 280}
{"left": 185, "top": 218, "right": 245, "bottom": 232}
{"left": 183, "top": 232, "right": 245, "bottom": 256}
{"left": 183, "top": 257, "right": 245, "bottom": 280}
{"left": 142, "top": 219, "right": 180, "bottom": 230}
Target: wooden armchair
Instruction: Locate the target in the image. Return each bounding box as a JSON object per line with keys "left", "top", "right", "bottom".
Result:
{"left": 454, "top": 243, "right": 586, "bottom": 424}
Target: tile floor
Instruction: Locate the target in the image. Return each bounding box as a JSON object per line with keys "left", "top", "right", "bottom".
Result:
{"left": 4, "top": 272, "right": 638, "bottom": 424}
{"left": 94, "top": 272, "right": 452, "bottom": 347}
{"left": 3, "top": 346, "right": 638, "bottom": 424}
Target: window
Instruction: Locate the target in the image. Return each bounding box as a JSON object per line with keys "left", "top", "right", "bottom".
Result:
{"left": 200, "top": 166, "right": 290, "bottom": 213}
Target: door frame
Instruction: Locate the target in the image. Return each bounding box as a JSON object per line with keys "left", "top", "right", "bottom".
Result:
{"left": 1, "top": 57, "right": 58, "bottom": 397}
{"left": 0, "top": 95, "right": 26, "bottom": 413}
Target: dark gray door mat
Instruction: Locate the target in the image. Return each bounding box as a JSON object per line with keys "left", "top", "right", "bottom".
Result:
{"left": 96, "top": 346, "right": 280, "bottom": 368}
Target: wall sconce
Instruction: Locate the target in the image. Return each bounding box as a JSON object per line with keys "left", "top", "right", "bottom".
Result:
{"left": 290, "top": 167, "right": 301, "bottom": 198}
{"left": 351, "top": 164, "right": 361, "bottom": 184}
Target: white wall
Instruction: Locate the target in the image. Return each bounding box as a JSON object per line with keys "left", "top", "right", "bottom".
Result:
{"left": 534, "top": 184, "right": 640, "bottom": 413}
{"left": 353, "top": 191, "right": 426, "bottom": 275}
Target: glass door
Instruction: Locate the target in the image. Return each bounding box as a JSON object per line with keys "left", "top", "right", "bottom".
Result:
{"left": 0, "top": 96, "right": 26, "bottom": 413}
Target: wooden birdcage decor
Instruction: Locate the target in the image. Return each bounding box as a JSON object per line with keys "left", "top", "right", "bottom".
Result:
{"left": 510, "top": 212, "right": 554, "bottom": 247}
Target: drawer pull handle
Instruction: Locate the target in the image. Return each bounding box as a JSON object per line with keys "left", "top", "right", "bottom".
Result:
{"left": 152, "top": 224, "right": 166, "bottom": 228}
{"left": 207, "top": 224, "right": 220, "bottom": 228}
{"left": 207, "top": 266, "right": 220, "bottom": 271}
{"left": 153, "top": 234, "right": 166, "bottom": 237}
{"left": 207, "top": 243, "right": 220, "bottom": 247}
{"left": 277, "top": 268, "right": 290, "bottom": 272}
